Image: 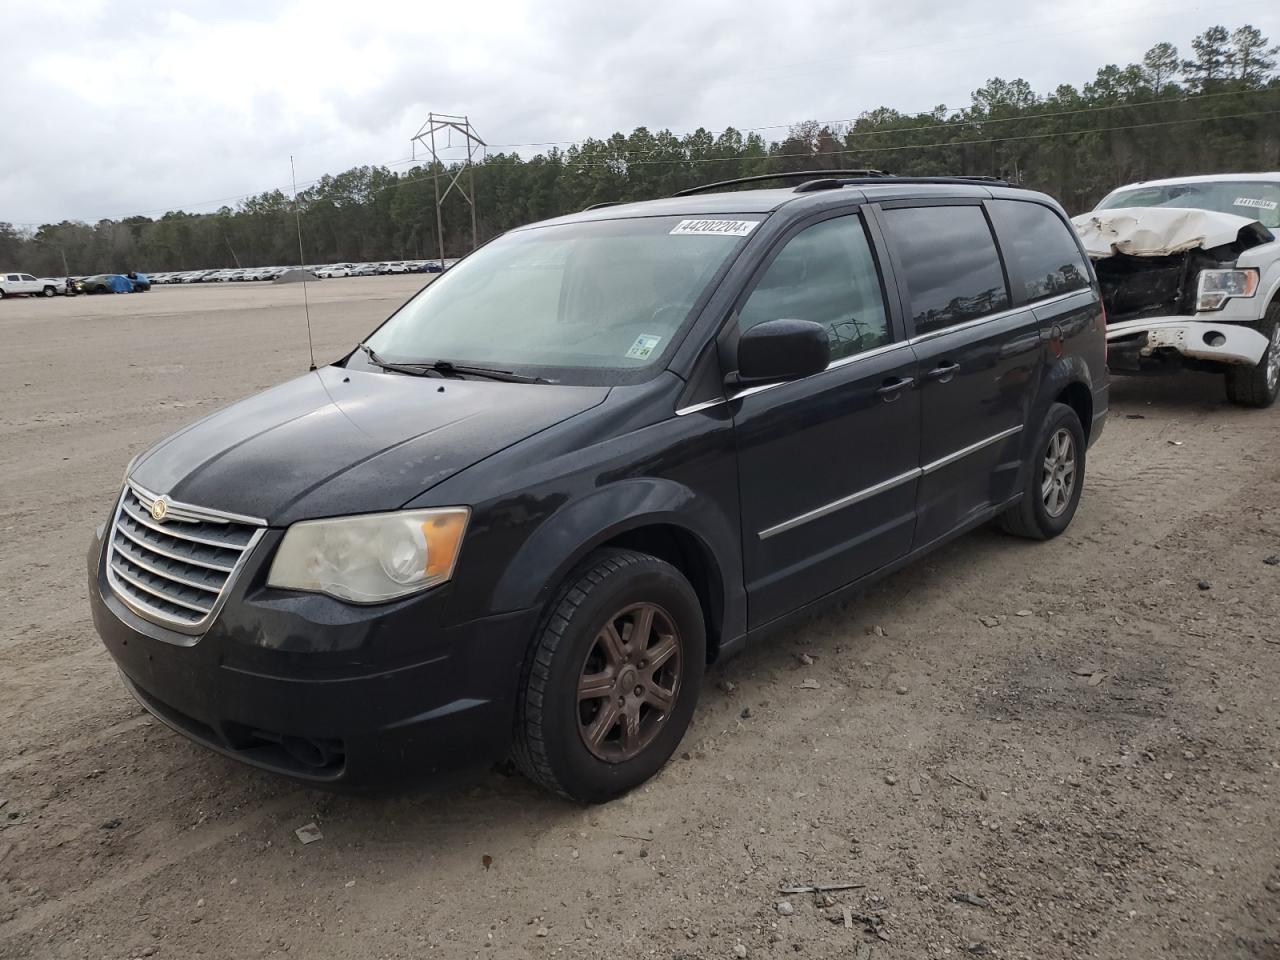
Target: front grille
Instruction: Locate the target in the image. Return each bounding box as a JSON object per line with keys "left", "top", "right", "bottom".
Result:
{"left": 105, "top": 483, "right": 266, "bottom": 632}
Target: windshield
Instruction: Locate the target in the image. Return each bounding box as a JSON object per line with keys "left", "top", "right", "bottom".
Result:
{"left": 1096, "top": 180, "right": 1280, "bottom": 229}
{"left": 362, "top": 215, "right": 760, "bottom": 384}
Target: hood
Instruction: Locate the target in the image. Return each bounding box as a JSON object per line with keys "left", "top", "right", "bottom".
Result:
{"left": 131, "top": 366, "right": 608, "bottom": 524}
{"left": 1072, "top": 207, "right": 1274, "bottom": 258}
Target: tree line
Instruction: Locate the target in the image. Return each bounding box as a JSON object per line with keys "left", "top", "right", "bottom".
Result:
{"left": 3, "top": 24, "right": 1278, "bottom": 277}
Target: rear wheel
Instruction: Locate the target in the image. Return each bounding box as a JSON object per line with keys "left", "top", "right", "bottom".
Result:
{"left": 1224, "top": 304, "right": 1280, "bottom": 408}
{"left": 513, "top": 549, "right": 705, "bottom": 802}
{"left": 997, "top": 402, "right": 1086, "bottom": 540}
{"left": 42, "top": 286, "right": 55, "bottom": 297}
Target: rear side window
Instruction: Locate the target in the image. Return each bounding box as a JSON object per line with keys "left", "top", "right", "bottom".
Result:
{"left": 738, "top": 214, "right": 891, "bottom": 361}
{"left": 989, "top": 200, "right": 1090, "bottom": 304}
{"left": 882, "top": 205, "right": 1009, "bottom": 336}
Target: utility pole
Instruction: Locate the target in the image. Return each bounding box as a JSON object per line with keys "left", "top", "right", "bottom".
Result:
{"left": 410, "top": 113, "right": 485, "bottom": 269}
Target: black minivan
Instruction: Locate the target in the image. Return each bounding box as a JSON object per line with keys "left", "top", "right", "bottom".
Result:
{"left": 88, "top": 173, "right": 1108, "bottom": 802}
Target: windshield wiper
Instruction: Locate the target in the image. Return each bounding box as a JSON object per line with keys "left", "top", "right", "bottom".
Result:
{"left": 358, "top": 344, "right": 549, "bottom": 384}
{"left": 357, "top": 343, "right": 440, "bottom": 378}
{"left": 429, "top": 360, "right": 550, "bottom": 384}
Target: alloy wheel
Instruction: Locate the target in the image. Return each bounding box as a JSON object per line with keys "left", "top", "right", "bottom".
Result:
{"left": 576, "top": 602, "right": 682, "bottom": 762}
{"left": 1041, "top": 427, "right": 1077, "bottom": 518}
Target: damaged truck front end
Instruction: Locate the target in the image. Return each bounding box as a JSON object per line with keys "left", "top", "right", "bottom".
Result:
{"left": 1073, "top": 207, "right": 1274, "bottom": 372}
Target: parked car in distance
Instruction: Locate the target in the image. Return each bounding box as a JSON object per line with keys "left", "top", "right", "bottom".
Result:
{"left": 78, "top": 274, "right": 134, "bottom": 294}
{"left": 351, "top": 263, "right": 378, "bottom": 276}
{"left": 317, "top": 264, "right": 352, "bottom": 278}
{"left": 1078, "top": 172, "right": 1280, "bottom": 407}
{"left": 88, "top": 172, "right": 1107, "bottom": 802}
{"left": 0, "top": 272, "right": 61, "bottom": 298}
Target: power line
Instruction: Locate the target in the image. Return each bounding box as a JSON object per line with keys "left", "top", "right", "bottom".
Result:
{"left": 12, "top": 93, "right": 1279, "bottom": 227}
{"left": 485, "top": 0, "right": 1274, "bottom": 149}
{"left": 489, "top": 87, "right": 1279, "bottom": 157}
{"left": 555, "top": 107, "right": 1280, "bottom": 169}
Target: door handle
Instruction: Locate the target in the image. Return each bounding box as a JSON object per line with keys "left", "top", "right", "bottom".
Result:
{"left": 925, "top": 361, "right": 961, "bottom": 383}
{"left": 876, "top": 376, "right": 914, "bottom": 401}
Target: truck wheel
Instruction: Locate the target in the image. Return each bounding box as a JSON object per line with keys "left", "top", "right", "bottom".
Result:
{"left": 997, "top": 402, "right": 1086, "bottom": 541}
{"left": 513, "top": 548, "right": 705, "bottom": 803}
{"left": 42, "top": 286, "right": 56, "bottom": 297}
{"left": 1224, "top": 304, "right": 1280, "bottom": 408}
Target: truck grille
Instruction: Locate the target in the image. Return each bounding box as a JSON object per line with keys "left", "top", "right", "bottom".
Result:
{"left": 105, "top": 483, "right": 266, "bottom": 632}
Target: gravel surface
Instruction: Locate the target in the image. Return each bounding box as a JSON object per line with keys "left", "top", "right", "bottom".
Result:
{"left": 1, "top": 278, "right": 1278, "bottom": 960}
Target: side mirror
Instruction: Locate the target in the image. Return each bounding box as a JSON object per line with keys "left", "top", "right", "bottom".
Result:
{"left": 731, "top": 319, "right": 830, "bottom": 386}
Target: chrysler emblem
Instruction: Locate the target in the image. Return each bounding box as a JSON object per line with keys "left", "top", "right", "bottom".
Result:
{"left": 151, "top": 497, "right": 169, "bottom": 522}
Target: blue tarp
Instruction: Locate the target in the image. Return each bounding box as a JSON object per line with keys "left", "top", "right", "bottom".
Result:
{"left": 102, "top": 274, "right": 132, "bottom": 292}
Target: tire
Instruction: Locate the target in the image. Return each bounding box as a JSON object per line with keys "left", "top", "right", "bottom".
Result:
{"left": 0, "top": 289, "right": 6, "bottom": 299}
{"left": 997, "top": 402, "right": 1086, "bottom": 540}
{"left": 42, "top": 286, "right": 55, "bottom": 297}
{"left": 513, "top": 548, "right": 705, "bottom": 803}
{"left": 1223, "top": 302, "right": 1280, "bottom": 408}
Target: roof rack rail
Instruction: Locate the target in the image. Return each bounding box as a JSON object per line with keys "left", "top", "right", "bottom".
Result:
{"left": 825, "top": 175, "right": 1016, "bottom": 189}
{"left": 582, "top": 200, "right": 625, "bottom": 211}
{"left": 672, "top": 170, "right": 892, "bottom": 197}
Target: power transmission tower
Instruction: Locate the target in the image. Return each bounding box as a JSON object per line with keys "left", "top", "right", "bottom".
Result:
{"left": 410, "top": 113, "right": 485, "bottom": 269}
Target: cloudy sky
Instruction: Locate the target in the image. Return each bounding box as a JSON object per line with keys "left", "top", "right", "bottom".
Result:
{"left": 3, "top": 0, "right": 1276, "bottom": 226}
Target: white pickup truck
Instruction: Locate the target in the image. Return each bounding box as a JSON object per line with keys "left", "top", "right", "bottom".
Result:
{"left": 1073, "top": 173, "right": 1280, "bottom": 407}
{"left": 0, "top": 272, "right": 63, "bottom": 298}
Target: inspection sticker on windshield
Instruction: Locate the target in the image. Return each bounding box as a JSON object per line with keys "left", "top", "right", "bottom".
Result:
{"left": 625, "top": 334, "right": 663, "bottom": 360}
{"left": 1234, "top": 197, "right": 1278, "bottom": 211}
{"left": 670, "top": 219, "right": 758, "bottom": 237}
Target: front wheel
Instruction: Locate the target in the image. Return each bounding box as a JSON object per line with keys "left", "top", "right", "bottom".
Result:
{"left": 997, "top": 402, "right": 1086, "bottom": 540}
{"left": 1224, "top": 305, "right": 1280, "bottom": 408}
{"left": 513, "top": 549, "right": 705, "bottom": 803}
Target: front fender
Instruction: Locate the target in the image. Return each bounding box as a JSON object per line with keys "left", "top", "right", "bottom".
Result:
{"left": 489, "top": 477, "right": 743, "bottom": 644}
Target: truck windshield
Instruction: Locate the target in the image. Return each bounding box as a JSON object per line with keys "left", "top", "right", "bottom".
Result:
{"left": 362, "top": 215, "right": 761, "bottom": 384}
{"left": 1096, "top": 181, "right": 1280, "bottom": 229}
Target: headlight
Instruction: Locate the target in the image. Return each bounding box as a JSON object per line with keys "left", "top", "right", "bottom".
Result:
{"left": 1196, "top": 268, "right": 1259, "bottom": 311}
{"left": 267, "top": 507, "right": 470, "bottom": 603}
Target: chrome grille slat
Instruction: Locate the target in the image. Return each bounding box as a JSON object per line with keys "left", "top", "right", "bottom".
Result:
{"left": 110, "top": 535, "right": 224, "bottom": 594}
{"left": 113, "top": 521, "right": 236, "bottom": 574}
{"left": 119, "top": 497, "right": 254, "bottom": 550}
{"left": 117, "top": 509, "right": 242, "bottom": 568}
{"left": 109, "top": 559, "right": 213, "bottom": 615}
{"left": 105, "top": 484, "right": 265, "bottom": 634}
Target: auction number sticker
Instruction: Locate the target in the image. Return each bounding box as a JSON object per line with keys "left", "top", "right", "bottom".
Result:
{"left": 670, "top": 219, "right": 759, "bottom": 237}
{"left": 1234, "top": 197, "right": 1278, "bottom": 211}
{"left": 625, "top": 334, "right": 663, "bottom": 360}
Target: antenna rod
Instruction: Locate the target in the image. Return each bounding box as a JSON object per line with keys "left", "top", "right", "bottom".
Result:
{"left": 291, "top": 155, "right": 317, "bottom": 372}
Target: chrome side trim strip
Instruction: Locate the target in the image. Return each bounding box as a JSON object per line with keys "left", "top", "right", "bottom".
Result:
{"left": 675, "top": 341, "right": 913, "bottom": 416}
{"left": 921, "top": 424, "right": 1023, "bottom": 475}
{"left": 758, "top": 467, "right": 921, "bottom": 540}
{"left": 754, "top": 423, "right": 1025, "bottom": 541}
{"left": 905, "top": 289, "right": 1083, "bottom": 347}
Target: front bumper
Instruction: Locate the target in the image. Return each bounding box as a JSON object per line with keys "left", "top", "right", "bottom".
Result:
{"left": 1106, "top": 316, "right": 1269, "bottom": 366}
{"left": 87, "top": 527, "right": 538, "bottom": 789}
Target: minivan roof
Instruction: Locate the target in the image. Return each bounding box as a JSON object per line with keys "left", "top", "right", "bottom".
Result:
{"left": 526, "top": 180, "right": 1048, "bottom": 230}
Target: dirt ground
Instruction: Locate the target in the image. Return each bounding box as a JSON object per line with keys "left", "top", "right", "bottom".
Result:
{"left": 1, "top": 277, "right": 1278, "bottom": 960}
